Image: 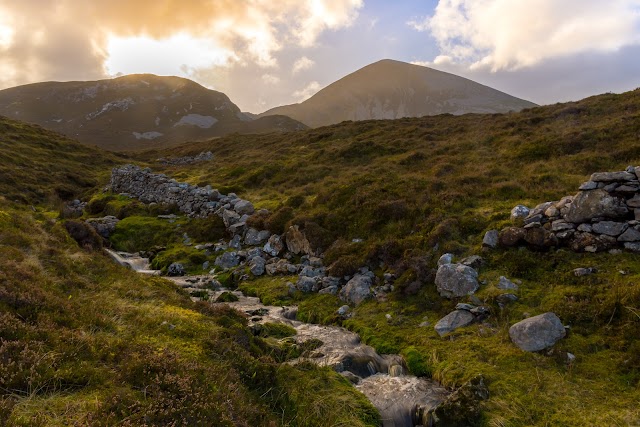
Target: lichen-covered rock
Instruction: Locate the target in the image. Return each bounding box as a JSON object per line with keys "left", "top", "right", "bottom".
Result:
{"left": 284, "top": 225, "right": 314, "bottom": 255}
{"left": 435, "top": 264, "right": 479, "bottom": 298}
{"left": 618, "top": 226, "right": 640, "bottom": 242}
{"left": 214, "top": 252, "right": 239, "bottom": 269}
{"left": 434, "top": 310, "right": 476, "bottom": 336}
{"left": 244, "top": 228, "right": 271, "bottom": 245}
{"left": 510, "top": 205, "right": 530, "bottom": 222}
{"left": 339, "top": 273, "right": 373, "bottom": 305}
{"left": 248, "top": 256, "right": 266, "bottom": 276}
{"left": 482, "top": 230, "right": 499, "bottom": 248}
{"left": 437, "top": 253, "right": 454, "bottom": 266}
{"left": 509, "top": 312, "right": 566, "bottom": 352}
{"left": 564, "top": 189, "right": 628, "bottom": 223}
{"left": 497, "top": 276, "right": 519, "bottom": 291}
{"left": 263, "top": 234, "right": 285, "bottom": 257}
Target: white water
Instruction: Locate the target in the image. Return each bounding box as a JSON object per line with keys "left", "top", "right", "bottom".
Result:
{"left": 104, "top": 248, "right": 161, "bottom": 275}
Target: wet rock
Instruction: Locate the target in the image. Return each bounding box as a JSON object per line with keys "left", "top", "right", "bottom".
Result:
{"left": 591, "top": 221, "right": 628, "bottom": 236}
{"left": 284, "top": 225, "right": 314, "bottom": 255}
{"left": 340, "top": 273, "right": 374, "bottom": 305}
{"left": 263, "top": 234, "right": 285, "bottom": 256}
{"left": 435, "top": 264, "right": 479, "bottom": 298}
{"left": 509, "top": 312, "right": 566, "bottom": 352}
{"left": 482, "top": 230, "right": 499, "bottom": 248}
{"left": 214, "top": 252, "right": 239, "bottom": 269}
{"left": 564, "top": 189, "right": 629, "bottom": 223}
{"left": 167, "top": 263, "right": 185, "bottom": 276}
{"left": 433, "top": 310, "right": 475, "bottom": 336}
{"left": 497, "top": 276, "right": 519, "bottom": 291}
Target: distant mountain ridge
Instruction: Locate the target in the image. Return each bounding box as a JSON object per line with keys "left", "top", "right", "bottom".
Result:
{"left": 0, "top": 74, "right": 306, "bottom": 151}
{"left": 260, "top": 59, "right": 537, "bottom": 127}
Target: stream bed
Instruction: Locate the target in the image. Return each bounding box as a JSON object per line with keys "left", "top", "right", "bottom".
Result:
{"left": 106, "top": 249, "right": 451, "bottom": 427}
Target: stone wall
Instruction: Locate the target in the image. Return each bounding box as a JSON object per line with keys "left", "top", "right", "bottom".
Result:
{"left": 494, "top": 166, "right": 640, "bottom": 252}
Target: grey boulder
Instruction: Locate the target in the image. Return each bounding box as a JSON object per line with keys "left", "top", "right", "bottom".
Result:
{"left": 509, "top": 312, "right": 566, "bottom": 352}
{"left": 564, "top": 189, "right": 628, "bottom": 223}
{"left": 339, "top": 273, "right": 373, "bottom": 305}
{"left": 435, "top": 263, "right": 479, "bottom": 298}
{"left": 434, "top": 310, "right": 476, "bottom": 337}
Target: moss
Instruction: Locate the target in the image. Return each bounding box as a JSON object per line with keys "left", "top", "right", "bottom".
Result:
{"left": 110, "top": 216, "right": 182, "bottom": 252}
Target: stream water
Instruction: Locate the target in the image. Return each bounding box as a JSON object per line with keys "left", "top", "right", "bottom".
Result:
{"left": 106, "top": 250, "right": 450, "bottom": 427}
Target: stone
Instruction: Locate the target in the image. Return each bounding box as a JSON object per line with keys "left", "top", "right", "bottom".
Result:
{"left": 85, "top": 215, "right": 120, "bottom": 238}
{"left": 524, "top": 227, "right": 558, "bottom": 247}
{"left": 551, "top": 220, "right": 575, "bottom": 232}
{"left": 591, "top": 221, "right": 628, "bottom": 236}
{"left": 430, "top": 376, "right": 489, "bottom": 427}
{"left": 510, "top": 205, "right": 530, "bottom": 222}
{"left": 284, "top": 225, "right": 314, "bottom": 255}
{"left": 635, "top": 209, "right": 640, "bottom": 221}
{"left": 249, "top": 256, "right": 266, "bottom": 276}
{"left": 509, "top": 312, "right": 566, "bottom": 352}
{"left": 460, "top": 255, "right": 484, "bottom": 270}
{"left": 627, "top": 195, "right": 640, "bottom": 208}
{"left": 497, "top": 276, "right": 519, "bottom": 291}
{"left": 482, "top": 230, "right": 499, "bottom": 248}
{"left": 319, "top": 285, "right": 339, "bottom": 295}
{"left": 244, "top": 228, "right": 270, "bottom": 245}
{"left": 618, "top": 227, "right": 640, "bottom": 242}
{"left": 263, "top": 234, "right": 285, "bottom": 257}
{"left": 229, "top": 234, "right": 242, "bottom": 250}
{"left": 339, "top": 273, "right": 373, "bottom": 305}
{"left": 577, "top": 223, "right": 593, "bottom": 232}
{"left": 573, "top": 267, "right": 596, "bottom": 277}
{"left": 496, "top": 293, "right": 518, "bottom": 306}
{"left": 222, "top": 209, "right": 241, "bottom": 227}
{"left": 214, "top": 252, "right": 239, "bottom": 269}
{"left": 530, "top": 201, "right": 554, "bottom": 217}
{"left": 233, "top": 200, "right": 254, "bottom": 215}
{"left": 337, "top": 305, "right": 351, "bottom": 316}
{"left": 455, "top": 303, "right": 475, "bottom": 311}
{"left": 499, "top": 227, "right": 526, "bottom": 247}
{"left": 299, "top": 265, "right": 326, "bottom": 278}
{"left": 437, "top": 253, "right": 454, "bottom": 266}
{"left": 435, "top": 264, "right": 479, "bottom": 298}
{"left": 614, "top": 184, "right": 639, "bottom": 194}
{"left": 578, "top": 181, "right": 597, "bottom": 190}
{"left": 624, "top": 242, "right": 640, "bottom": 252}
{"left": 523, "top": 214, "right": 544, "bottom": 227}
{"left": 167, "top": 263, "right": 185, "bottom": 276}
{"left": 590, "top": 171, "right": 636, "bottom": 182}
{"left": 564, "top": 189, "right": 628, "bottom": 223}
{"left": 265, "top": 259, "right": 299, "bottom": 275}
{"left": 296, "top": 276, "right": 318, "bottom": 293}
{"left": 434, "top": 310, "right": 476, "bottom": 336}
{"left": 570, "top": 232, "right": 615, "bottom": 253}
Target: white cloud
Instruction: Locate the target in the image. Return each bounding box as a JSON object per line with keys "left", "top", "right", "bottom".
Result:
{"left": 293, "top": 81, "right": 322, "bottom": 101}
{"left": 410, "top": 0, "right": 640, "bottom": 71}
{"left": 292, "top": 56, "right": 315, "bottom": 73}
{"left": 261, "top": 73, "right": 281, "bottom": 85}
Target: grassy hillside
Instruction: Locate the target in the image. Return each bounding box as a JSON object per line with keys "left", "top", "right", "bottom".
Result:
{"left": 132, "top": 89, "right": 640, "bottom": 425}
{"left": 0, "top": 115, "right": 125, "bottom": 204}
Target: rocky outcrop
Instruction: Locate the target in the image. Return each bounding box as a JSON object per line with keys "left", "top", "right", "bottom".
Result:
{"left": 498, "top": 166, "right": 640, "bottom": 252}
{"left": 509, "top": 312, "right": 566, "bottom": 352}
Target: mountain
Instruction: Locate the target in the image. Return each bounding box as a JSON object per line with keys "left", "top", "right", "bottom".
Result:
{"left": 0, "top": 74, "right": 306, "bottom": 151}
{"left": 260, "top": 59, "right": 537, "bottom": 127}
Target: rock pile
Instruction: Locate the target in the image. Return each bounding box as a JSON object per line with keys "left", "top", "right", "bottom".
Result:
{"left": 492, "top": 166, "right": 640, "bottom": 252}
{"left": 157, "top": 151, "right": 213, "bottom": 166}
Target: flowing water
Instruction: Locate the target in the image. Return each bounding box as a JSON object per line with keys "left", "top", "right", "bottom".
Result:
{"left": 108, "top": 251, "right": 450, "bottom": 426}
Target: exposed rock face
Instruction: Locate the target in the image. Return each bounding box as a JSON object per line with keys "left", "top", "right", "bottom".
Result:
{"left": 435, "top": 264, "right": 479, "bottom": 298}
{"left": 497, "top": 167, "right": 640, "bottom": 253}
{"left": 340, "top": 273, "right": 374, "bottom": 305}
{"left": 434, "top": 310, "right": 476, "bottom": 336}
{"left": 284, "top": 225, "right": 314, "bottom": 255}
{"left": 509, "top": 312, "right": 566, "bottom": 352}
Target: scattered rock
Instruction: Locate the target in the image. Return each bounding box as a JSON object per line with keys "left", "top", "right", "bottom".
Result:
{"left": 340, "top": 273, "right": 374, "bottom": 305}
{"left": 249, "top": 256, "right": 266, "bottom": 276}
{"left": 509, "top": 312, "right": 566, "bottom": 352}
{"left": 573, "top": 267, "right": 597, "bottom": 277}
{"left": 434, "top": 310, "right": 476, "bottom": 336}
{"left": 435, "top": 264, "right": 479, "bottom": 298}
{"left": 482, "top": 230, "right": 499, "bottom": 248}
{"left": 167, "top": 263, "right": 185, "bottom": 277}
{"left": 214, "top": 252, "right": 239, "bottom": 269}
{"left": 497, "top": 276, "right": 519, "bottom": 291}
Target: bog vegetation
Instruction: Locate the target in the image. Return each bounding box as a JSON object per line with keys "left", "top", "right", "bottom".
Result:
{"left": 2, "top": 88, "right": 640, "bottom": 425}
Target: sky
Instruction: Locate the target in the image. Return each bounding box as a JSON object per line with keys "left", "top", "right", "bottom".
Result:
{"left": 0, "top": 0, "right": 639, "bottom": 113}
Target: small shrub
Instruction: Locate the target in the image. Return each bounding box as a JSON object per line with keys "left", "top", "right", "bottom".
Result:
{"left": 64, "top": 220, "right": 103, "bottom": 250}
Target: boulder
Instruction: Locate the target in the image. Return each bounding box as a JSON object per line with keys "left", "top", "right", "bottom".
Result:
{"left": 284, "top": 225, "right": 314, "bottom": 255}
{"left": 265, "top": 259, "right": 298, "bottom": 275}
{"left": 434, "top": 310, "right": 476, "bottom": 336}
{"left": 435, "top": 264, "right": 479, "bottom": 298}
{"left": 591, "top": 221, "right": 628, "bottom": 236}
{"left": 437, "top": 253, "right": 454, "bottom": 267}
{"left": 339, "top": 273, "right": 373, "bottom": 305}
{"left": 222, "top": 209, "right": 241, "bottom": 228}
{"left": 499, "top": 227, "right": 526, "bottom": 247}
{"left": 509, "top": 312, "right": 566, "bottom": 352}
{"left": 497, "top": 276, "right": 519, "bottom": 291}
{"left": 618, "top": 227, "right": 640, "bottom": 242}
{"left": 524, "top": 227, "right": 558, "bottom": 247}
{"left": 296, "top": 276, "right": 318, "bottom": 293}
{"left": 263, "top": 234, "right": 285, "bottom": 257}
{"left": 510, "top": 205, "right": 530, "bottom": 222}
{"left": 482, "top": 230, "right": 499, "bottom": 248}
{"left": 233, "top": 200, "right": 255, "bottom": 215}
{"left": 248, "top": 256, "right": 266, "bottom": 276}
{"left": 569, "top": 232, "right": 616, "bottom": 253}
{"left": 590, "top": 171, "right": 636, "bottom": 182}
{"left": 299, "top": 265, "right": 326, "bottom": 278}
{"left": 167, "top": 263, "right": 185, "bottom": 277}
{"left": 85, "top": 216, "right": 119, "bottom": 238}
{"left": 214, "top": 252, "right": 239, "bottom": 269}
{"left": 244, "top": 228, "right": 271, "bottom": 246}
{"left": 564, "top": 189, "right": 629, "bottom": 223}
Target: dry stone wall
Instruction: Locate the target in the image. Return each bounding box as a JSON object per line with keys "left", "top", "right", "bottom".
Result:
{"left": 493, "top": 166, "right": 640, "bottom": 252}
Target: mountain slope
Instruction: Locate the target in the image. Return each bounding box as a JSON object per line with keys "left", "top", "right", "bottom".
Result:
{"left": 0, "top": 74, "right": 306, "bottom": 151}
{"left": 260, "top": 59, "right": 537, "bottom": 127}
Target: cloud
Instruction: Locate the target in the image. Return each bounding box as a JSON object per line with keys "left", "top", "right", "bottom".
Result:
{"left": 410, "top": 0, "right": 640, "bottom": 71}
{"left": 293, "top": 81, "right": 322, "bottom": 101}
{"left": 292, "top": 56, "right": 315, "bottom": 74}
{"left": 261, "top": 74, "right": 281, "bottom": 85}
{"left": 0, "top": 0, "right": 363, "bottom": 89}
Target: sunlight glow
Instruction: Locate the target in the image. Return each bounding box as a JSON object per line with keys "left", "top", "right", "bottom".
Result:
{"left": 0, "top": 12, "right": 14, "bottom": 48}
{"left": 104, "top": 33, "right": 236, "bottom": 77}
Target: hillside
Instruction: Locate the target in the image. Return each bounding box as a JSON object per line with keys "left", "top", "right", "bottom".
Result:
{"left": 0, "top": 74, "right": 306, "bottom": 151}
{"left": 259, "top": 59, "right": 536, "bottom": 127}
